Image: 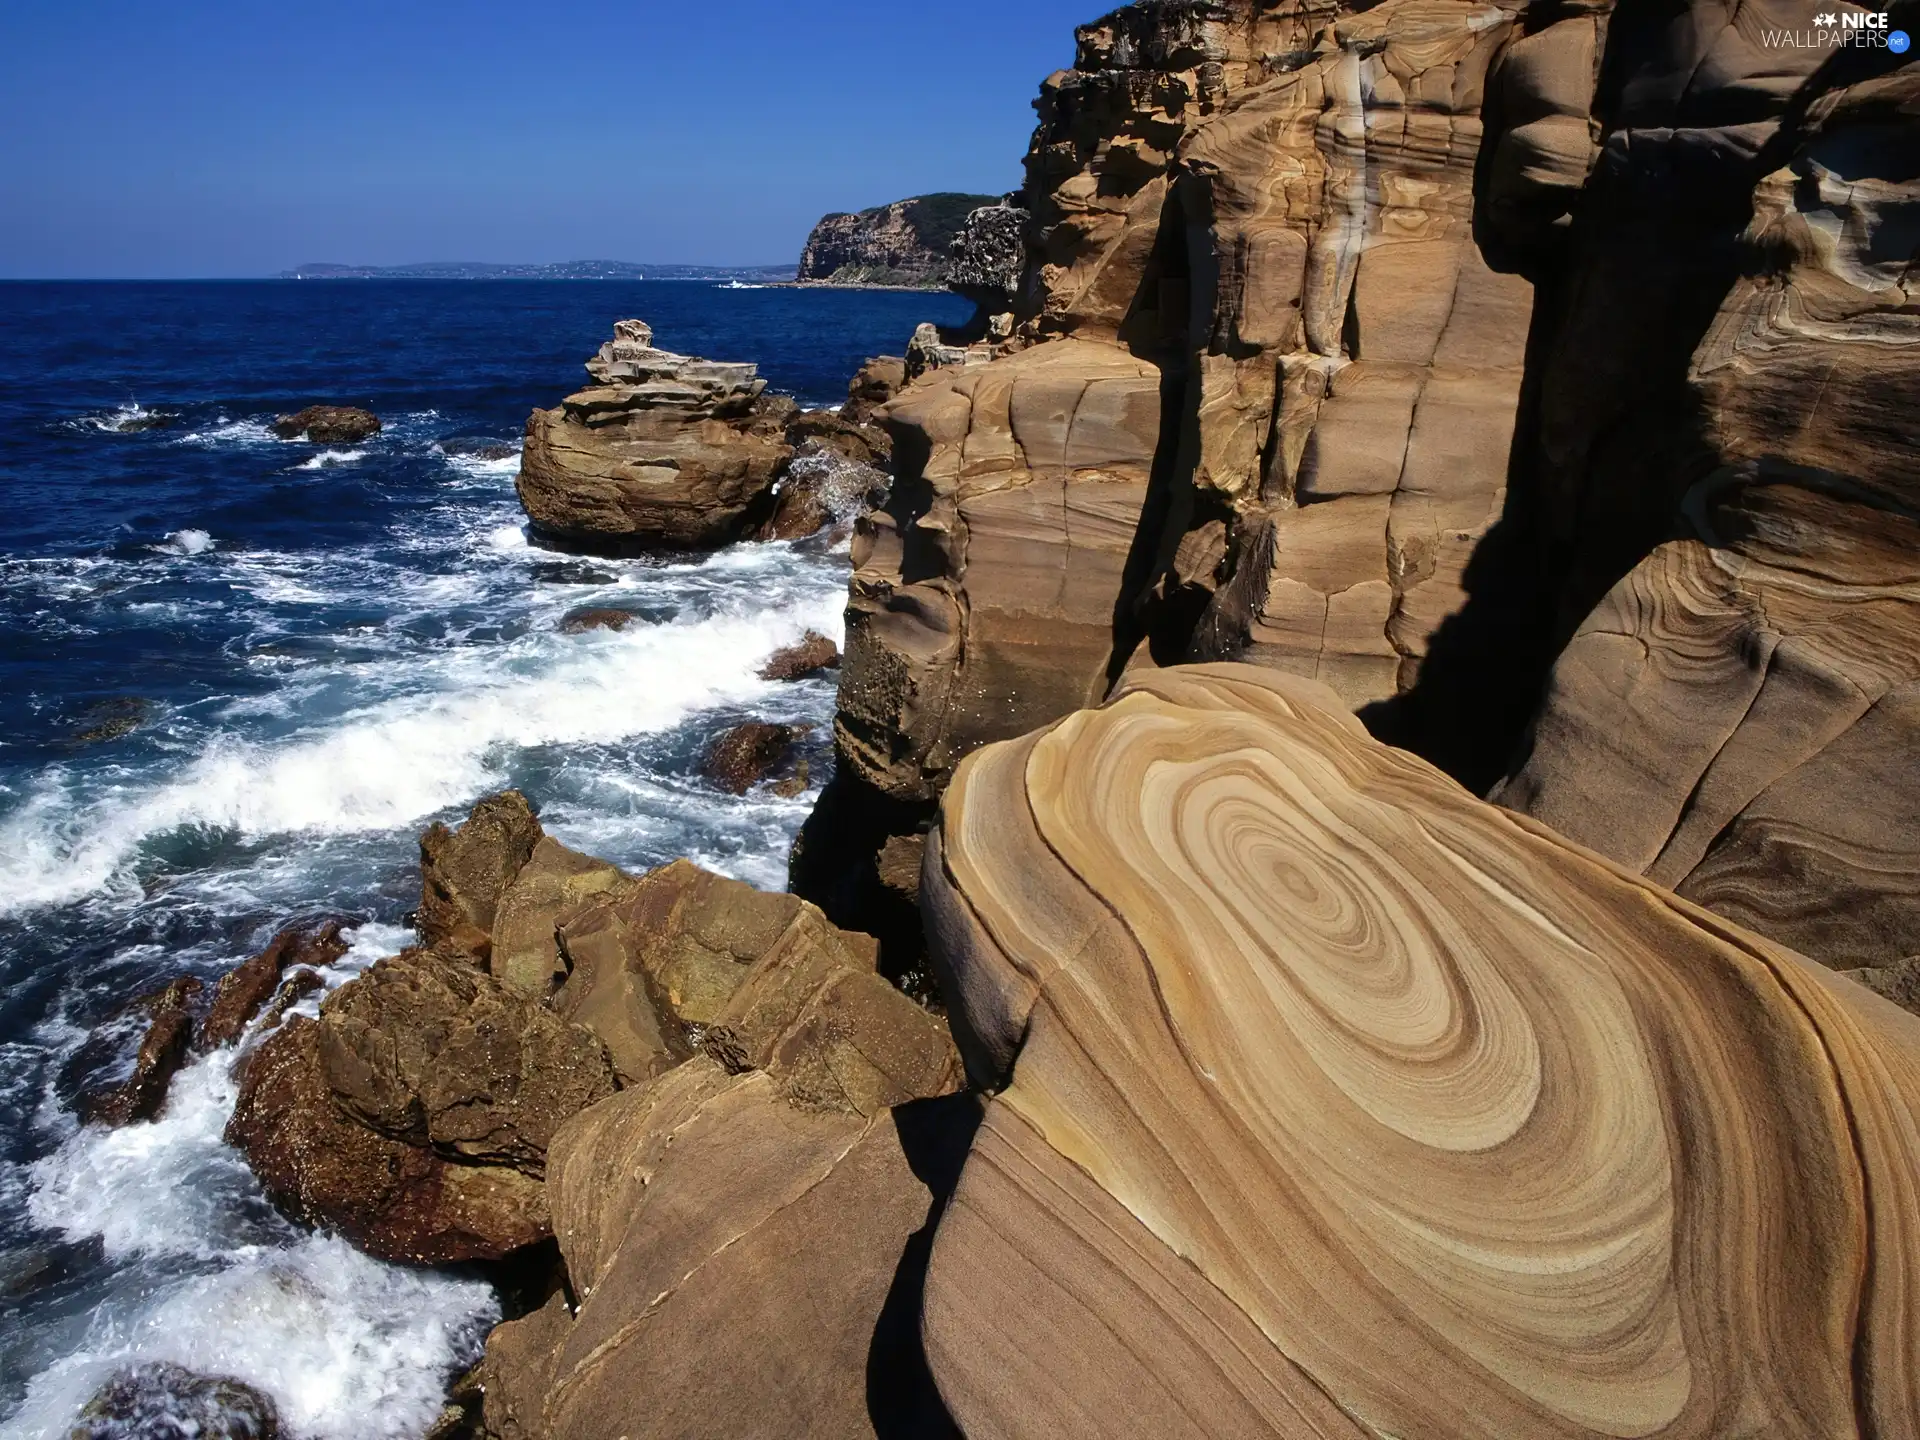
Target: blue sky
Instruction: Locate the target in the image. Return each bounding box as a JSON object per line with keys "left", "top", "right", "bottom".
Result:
{"left": 0, "top": 0, "right": 1102, "bottom": 277}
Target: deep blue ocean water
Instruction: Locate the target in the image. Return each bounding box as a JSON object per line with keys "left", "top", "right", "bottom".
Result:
{"left": 0, "top": 280, "right": 967, "bottom": 1437}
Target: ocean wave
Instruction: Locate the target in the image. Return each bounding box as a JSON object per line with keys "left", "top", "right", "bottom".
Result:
{"left": 76, "top": 401, "right": 174, "bottom": 434}
{"left": 436, "top": 444, "right": 522, "bottom": 481}
{"left": 176, "top": 417, "right": 278, "bottom": 448}
{"left": 155, "top": 528, "right": 215, "bottom": 557}
{"left": 0, "top": 592, "right": 845, "bottom": 914}
{"left": 294, "top": 448, "right": 368, "bottom": 470}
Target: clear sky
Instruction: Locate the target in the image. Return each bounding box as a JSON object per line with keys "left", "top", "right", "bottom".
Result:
{"left": 0, "top": 0, "right": 1104, "bottom": 278}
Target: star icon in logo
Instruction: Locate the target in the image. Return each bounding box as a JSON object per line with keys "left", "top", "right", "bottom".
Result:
{"left": 1815, "top": 11, "right": 1838, "bottom": 23}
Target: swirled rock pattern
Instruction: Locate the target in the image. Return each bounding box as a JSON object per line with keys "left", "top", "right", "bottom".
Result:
{"left": 1491, "top": 62, "right": 1920, "bottom": 972}
{"left": 921, "top": 661, "right": 1920, "bottom": 1439}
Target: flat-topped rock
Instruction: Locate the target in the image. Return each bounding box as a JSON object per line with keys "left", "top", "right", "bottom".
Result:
{"left": 516, "top": 319, "right": 795, "bottom": 553}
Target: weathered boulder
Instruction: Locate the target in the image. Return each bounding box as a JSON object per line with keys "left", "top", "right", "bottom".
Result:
{"left": 478, "top": 1061, "right": 971, "bottom": 1440}
{"left": 843, "top": 355, "right": 907, "bottom": 426}
{"left": 272, "top": 405, "right": 380, "bottom": 443}
{"left": 225, "top": 1014, "right": 549, "bottom": 1265}
{"left": 417, "top": 791, "right": 543, "bottom": 961}
{"left": 73, "top": 1362, "right": 280, "bottom": 1439}
{"left": 947, "top": 200, "right": 1028, "bottom": 318}
{"left": 922, "top": 661, "right": 1920, "bottom": 1439}
{"left": 80, "top": 976, "right": 201, "bottom": 1127}
{"left": 198, "top": 916, "right": 351, "bottom": 1051}
{"left": 516, "top": 321, "right": 795, "bottom": 553}
{"left": 555, "top": 858, "right": 960, "bottom": 1108}
{"left": 702, "top": 721, "right": 803, "bottom": 794}
{"left": 225, "top": 949, "right": 615, "bottom": 1263}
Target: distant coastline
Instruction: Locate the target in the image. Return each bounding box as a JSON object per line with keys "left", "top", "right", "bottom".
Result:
{"left": 280, "top": 260, "right": 797, "bottom": 282}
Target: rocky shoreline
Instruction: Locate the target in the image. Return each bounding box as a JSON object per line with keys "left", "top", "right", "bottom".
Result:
{"left": 59, "top": 0, "right": 1920, "bottom": 1434}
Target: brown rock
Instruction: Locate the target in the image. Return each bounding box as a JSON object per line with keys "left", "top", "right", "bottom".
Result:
{"left": 553, "top": 904, "right": 691, "bottom": 1088}
{"left": 487, "top": 836, "right": 625, "bottom": 997}
{"left": 272, "top": 405, "right": 381, "bottom": 444}
{"left": 226, "top": 1015, "right": 550, "bottom": 1265}
{"left": 82, "top": 977, "right": 202, "bottom": 1127}
{"left": 844, "top": 355, "right": 907, "bottom": 425}
{"left": 515, "top": 320, "right": 795, "bottom": 553}
{"left": 702, "top": 721, "right": 802, "bottom": 795}
{"left": 317, "top": 951, "right": 616, "bottom": 1170}
{"left": 555, "top": 608, "right": 635, "bottom": 635}
{"left": 759, "top": 631, "right": 840, "bottom": 681}
{"left": 921, "top": 661, "right": 1920, "bottom": 1439}
{"left": 256, "top": 967, "right": 325, "bottom": 1030}
{"left": 478, "top": 1060, "right": 970, "bottom": 1440}
{"left": 198, "top": 917, "right": 351, "bottom": 1052}
{"left": 417, "top": 791, "right": 543, "bottom": 961}
{"left": 756, "top": 439, "right": 887, "bottom": 542}
{"left": 226, "top": 949, "right": 615, "bottom": 1263}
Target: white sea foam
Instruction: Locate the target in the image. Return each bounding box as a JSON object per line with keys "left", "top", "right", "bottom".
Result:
{"left": 3, "top": 1231, "right": 495, "bottom": 1440}
{"left": 155, "top": 528, "right": 215, "bottom": 557}
{"left": 177, "top": 417, "right": 278, "bottom": 448}
{"left": 294, "top": 449, "right": 367, "bottom": 470}
{"left": 0, "top": 579, "right": 846, "bottom": 913}
{"left": 80, "top": 401, "right": 169, "bottom": 434}
{"left": 437, "top": 445, "right": 522, "bottom": 481}
{"left": 9, "top": 918, "right": 493, "bottom": 1439}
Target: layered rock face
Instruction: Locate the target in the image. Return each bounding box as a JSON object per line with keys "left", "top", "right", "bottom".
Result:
{"left": 516, "top": 321, "right": 795, "bottom": 551}
{"left": 836, "top": 339, "right": 1163, "bottom": 803}
{"left": 1471, "top": 14, "right": 1920, "bottom": 971}
{"left": 921, "top": 661, "right": 1920, "bottom": 1438}
{"left": 797, "top": 193, "right": 1001, "bottom": 287}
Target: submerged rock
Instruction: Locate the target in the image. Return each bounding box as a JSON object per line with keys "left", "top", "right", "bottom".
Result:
{"left": 198, "top": 916, "right": 351, "bottom": 1052}
{"left": 760, "top": 631, "right": 839, "bottom": 682}
{"left": 555, "top": 607, "right": 635, "bottom": 635}
{"left": 702, "top": 721, "right": 803, "bottom": 794}
{"left": 72, "top": 1362, "right": 280, "bottom": 1439}
{"left": 271, "top": 405, "right": 381, "bottom": 443}
{"left": 80, "top": 977, "right": 201, "bottom": 1127}
{"left": 516, "top": 320, "right": 795, "bottom": 553}
{"left": 66, "top": 697, "right": 150, "bottom": 747}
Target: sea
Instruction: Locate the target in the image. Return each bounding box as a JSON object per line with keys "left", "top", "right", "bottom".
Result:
{"left": 0, "top": 279, "right": 968, "bottom": 1438}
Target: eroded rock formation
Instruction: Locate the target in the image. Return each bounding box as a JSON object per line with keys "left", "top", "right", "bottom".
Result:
{"left": 516, "top": 321, "right": 796, "bottom": 552}
{"left": 921, "top": 661, "right": 1920, "bottom": 1438}
{"left": 1478, "top": 32, "right": 1920, "bottom": 972}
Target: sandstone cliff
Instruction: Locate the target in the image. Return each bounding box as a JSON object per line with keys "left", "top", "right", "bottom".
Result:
{"left": 806, "top": 0, "right": 1920, "bottom": 988}
{"left": 797, "top": 193, "right": 1005, "bottom": 287}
